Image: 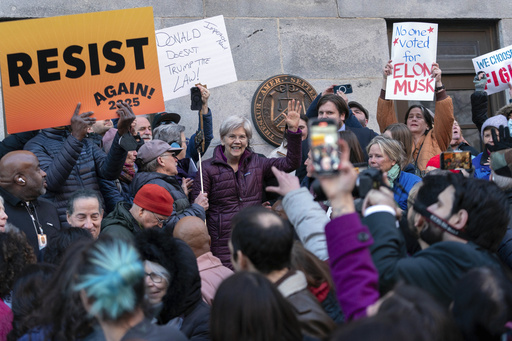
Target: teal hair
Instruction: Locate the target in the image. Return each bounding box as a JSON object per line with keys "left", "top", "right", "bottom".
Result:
{"left": 74, "top": 238, "right": 144, "bottom": 321}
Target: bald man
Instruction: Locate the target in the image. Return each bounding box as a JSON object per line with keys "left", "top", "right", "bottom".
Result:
{"left": 173, "top": 216, "right": 233, "bottom": 305}
{"left": 0, "top": 151, "right": 61, "bottom": 256}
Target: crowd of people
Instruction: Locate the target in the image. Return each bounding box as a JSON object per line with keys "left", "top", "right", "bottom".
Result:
{"left": 1, "top": 61, "right": 512, "bottom": 341}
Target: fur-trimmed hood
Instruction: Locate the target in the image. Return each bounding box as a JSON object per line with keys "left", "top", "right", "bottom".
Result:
{"left": 496, "top": 103, "right": 512, "bottom": 118}
{"left": 136, "top": 228, "right": 202, "bottom": 324}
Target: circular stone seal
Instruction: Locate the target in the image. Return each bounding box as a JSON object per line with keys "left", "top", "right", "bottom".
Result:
{"left": 251, "top": 75, "right": 317, "bottom": 146}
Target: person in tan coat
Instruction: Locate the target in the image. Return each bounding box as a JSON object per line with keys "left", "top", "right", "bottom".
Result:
{"left": 377, "top": 60, "right": 454, "bottom": 175}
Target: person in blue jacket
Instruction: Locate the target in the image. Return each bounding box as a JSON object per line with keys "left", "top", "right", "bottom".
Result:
{"left": 367, "top": 136, "right": 421, "bottom": 211}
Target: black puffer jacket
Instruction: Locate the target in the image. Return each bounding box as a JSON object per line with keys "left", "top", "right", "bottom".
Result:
{"left": 136, "top": 229, "right": 210, "bottom": 341}
{"left": 130, "top": 171, "right": 205, "bottom": 231}
{"left": 24, "top": 128, "right": 127, "bottom": 226}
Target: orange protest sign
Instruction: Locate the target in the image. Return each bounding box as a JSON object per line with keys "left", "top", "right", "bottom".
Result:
{"left": 0, "top": 7, "right": 165, "bottom": 134}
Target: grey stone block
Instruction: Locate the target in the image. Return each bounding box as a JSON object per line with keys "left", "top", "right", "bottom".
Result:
{"left": 279, "top": 18, "right": 389, "bottom": 80}
{"left": 0, "top": 1, "right": 202, "bottom": 18}
{"left": 156, "top": 18, "right": 203, "bottom": 31}
{"left": 226, "top": 18, "right": 282, "bottom": 81}
{"left": 205, "top": 0, "right": 337, "bottom": 18}
{"left": 337, "top": 0, "right": 512, "bottom": 18}
{"left": 500, "top": 19, "right": 512, "bottom": 47}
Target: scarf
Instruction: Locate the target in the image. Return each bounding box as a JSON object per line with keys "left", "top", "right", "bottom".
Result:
{"left": 387, "top": 164, "right": 401, "bottom": 189}
{"left": 119, "top": 163, "right": 136, "bottom": 184}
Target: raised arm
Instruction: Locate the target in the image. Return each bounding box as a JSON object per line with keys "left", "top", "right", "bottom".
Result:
{"left": 377, "top": 60, "right": 399, "bottom": 132}
{"left": 431, "top": 63, "right": 454, "bottom": 151}
{"left": 187, "top": 85, "right": 213, "bottom": 162}
{"left": 266, "top": 167, "right": 329, "bottom": 261}
{"left": 262, "top": 99, "right": 302, "bottom": 176}
{"left": 318, "top": 140, "right": 380, "bottom": 320}
{"left": 24, "top": 103, "right": 93, "bottom": 191}
{"left": 95, "top": 102, "right": 134, "bottom": 180}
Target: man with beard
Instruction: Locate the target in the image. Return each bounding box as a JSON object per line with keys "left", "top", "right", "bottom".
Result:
{"left": 363, "top": 173, "right": 507, "bottom": 306}
{"left": 0, "top": 151, "right": 61, "bottom": 256}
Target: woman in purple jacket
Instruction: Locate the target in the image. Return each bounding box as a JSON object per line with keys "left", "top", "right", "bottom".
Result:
{"left": 192, "top": 100, "right": 303, "bottom": 268}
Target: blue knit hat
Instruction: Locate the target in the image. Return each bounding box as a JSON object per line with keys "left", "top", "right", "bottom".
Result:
{"left": 481, "top": 115, "right": 508, "bottom": 141}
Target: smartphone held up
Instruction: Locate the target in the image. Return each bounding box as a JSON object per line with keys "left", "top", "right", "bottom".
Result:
{"left": 309, "top": 118, "right": 341, "bottom": 175}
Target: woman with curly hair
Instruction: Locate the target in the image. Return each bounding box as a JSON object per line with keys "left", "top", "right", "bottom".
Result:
{"left": 0, "top": 230, "right": 36, "bottom": 340}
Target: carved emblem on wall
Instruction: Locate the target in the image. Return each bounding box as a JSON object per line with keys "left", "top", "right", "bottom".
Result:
{"left": 252, "top": 74, "right": 317, "bottom": 146}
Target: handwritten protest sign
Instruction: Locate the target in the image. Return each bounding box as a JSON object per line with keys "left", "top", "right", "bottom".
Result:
{"left": 386, "top": 22, "right": 438, "bottom": 101}
{"left": 156, "top": 15, "right": 237, "bottom": 101}
{"left": 472, "top": 45, "right": 512, "bottom": 95}
{"left": 0, "top": 7, "right": 164, "bottom": 134}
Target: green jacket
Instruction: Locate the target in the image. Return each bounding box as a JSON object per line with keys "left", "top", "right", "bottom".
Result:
{"left": 101, "top": 201, "right": 142, "bottom": 241}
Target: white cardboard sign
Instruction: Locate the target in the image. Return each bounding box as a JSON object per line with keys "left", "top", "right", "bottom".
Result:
{"left": 156, "top": 15, "right": 237, "bottom": 101}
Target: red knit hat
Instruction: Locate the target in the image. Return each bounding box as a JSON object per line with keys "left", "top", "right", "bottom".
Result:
{"left": 133, "top": 184, "right": 174, "bottom": 216}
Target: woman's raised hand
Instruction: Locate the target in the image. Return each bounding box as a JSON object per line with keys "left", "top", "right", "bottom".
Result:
{"left": 284, "top": 99, "right": 302, "bottom": 132}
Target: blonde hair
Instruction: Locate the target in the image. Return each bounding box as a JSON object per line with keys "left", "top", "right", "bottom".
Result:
{"left": 367, "top": 136, "right": 406, "bottom": 170}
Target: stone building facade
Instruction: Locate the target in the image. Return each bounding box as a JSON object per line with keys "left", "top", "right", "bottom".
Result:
{"left": 1, "top": 1, "right": 511, "bottom": 155}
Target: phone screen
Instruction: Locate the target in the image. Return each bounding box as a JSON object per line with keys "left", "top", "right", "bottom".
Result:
{"left": 440, "top": 151, "right": 471, "bottom": 170}
{"left": 310, "top": 119, "right": 340, "bottom": 175}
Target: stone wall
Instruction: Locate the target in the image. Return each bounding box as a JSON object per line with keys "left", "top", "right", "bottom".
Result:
{"left": 0, "top": 0, "right": 510, "bottom": 157}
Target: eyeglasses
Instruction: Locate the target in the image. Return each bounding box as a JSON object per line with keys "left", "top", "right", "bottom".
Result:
{"left": 151, "top": 211, "right": 170, "bottom": 226}
{"left": 160, "top": 152, "right": 177, "bottom": 160}
{"left": 145, "top": 272, "right": 164, "bottom": 283}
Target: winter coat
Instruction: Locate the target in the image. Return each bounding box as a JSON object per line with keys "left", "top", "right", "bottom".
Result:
{"left": 24, "top": 128, "right": 127, "bottom": 226}
{"left": 377, "top": 89, "right": 454, "bottom": 172}
{"left": 282, "top": 187, "right": 329, "bottom": 261}
{"left": 136, "top": 229, "right": 210, "bottom": 341}
{"left": 497, "top": 189, "right": 512, "bottom": 270}
{"left": 187, "top": 108, "right": 214, "bottom": 163}
{"left": 276, "top": 270, "right": 336, "bottom": 339}
{"left": 121, "top": 319, "right": 187, "bottom": 341}
{"left": 101, "top": 201, "right": 141, "bottom": 241}
{"left": 325, "top": 213, "right": 380, "bottom": 321}
{"left": 365, "top": 211, "right": 504, "bottom": 307}
{"left": 130, "top": 171, "right": 205, "bottom": 231}
{"left": 472, "top": 152, "right": 491, "bottom": 180}
{"left": 393, "top": 171, "right": 421, "bottom": 210}
{"left": 197, "top": 251, "right": 233, "bottom": 305}
{"left": 0, "top": 186, "right": 61, "bottom": 258}
{"left": 191, "top": 130, "right": 302, "bottom": 267}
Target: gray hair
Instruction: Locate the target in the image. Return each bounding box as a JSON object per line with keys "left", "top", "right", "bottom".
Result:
{"left": 142, "top": 158, "right": 161, "bottom": 173}
{"left": 144, "top": 260, "right": 170, "bottom": 283}
{"left": 153, "top": 123, "right": 185, "bottom": 145}
{"left": 366, "top": 136, "right": 406, "bottom": 170}
{"left": 0, "top": 195, "right": 3, "bottom": 205}
{"left": 219, "top": 116, "right": 253, "bottom": 141}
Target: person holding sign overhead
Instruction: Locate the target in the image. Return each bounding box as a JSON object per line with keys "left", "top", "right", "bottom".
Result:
{"left": 377, "top": 60, "right": 454, "bottom": 176}
{"left": 24, "top": 101, "right": 136, "bottom": 227}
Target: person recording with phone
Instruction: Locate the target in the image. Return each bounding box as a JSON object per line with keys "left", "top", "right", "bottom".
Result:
{"left": 318, "top": 138, "right": 508, "bottom": 311}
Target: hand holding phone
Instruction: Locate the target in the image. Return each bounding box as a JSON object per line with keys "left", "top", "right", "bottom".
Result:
{"left": 440, "top": 151, "right": 471, "bottom": 170}
{"left": 309, "top": 118, "right": 340, "bottom": 175}
{"left": 190, "top": 87, "right": 203, "bottom": 111}
{"left": 333, "top": 84, "right": 353, "bottom": 94}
